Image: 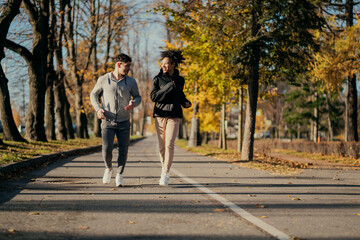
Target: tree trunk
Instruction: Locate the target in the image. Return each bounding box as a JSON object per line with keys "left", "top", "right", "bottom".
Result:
{"left": 22, "top": 0, "right": 49, "bottom": 141}
{"left": 326, "top": 93, "right": 334, "bottom": 141}
{"left": 346, "top": 74, "right": 358, "bottom": 141}
{"left": 0, "top": 0, "right": 26, "bottom": 142}
{"left": 91, "top": 0, "right": 101, "bottom": 138}
{"left": 313, "top": 93, "right": 319, "bottom": 142}
{"left": 0, "top": 66, "right": 26, "bottom": 142}
{"left": 45, "top": 78, "right": 56, "bottom": 140}
{"left": 221, "top": 103, "right": 227, "bottom": 150}
{"left": 237, "top": 87, "right": 244, "bottom": 152}
{"left": 64, "top": 99, "right": 75, "bottom": 139}
{"left": 45, "top": 0, "right": 57, "bottom": 140}
{"left": 345, "top": 0, "right": 358, "bottom": 141}
{"left": 188, "top": 100, "right": 200, "bottom": 147}
{"left": 65, "top": 0, "right": 89, "bottom": 139}
{"left": 25, "top": 60, "right": 47, "bottom": 141}
{"left": 241, "top": 0, "right": 261, "bottom": 161}
{"left": 53, "top": 0, "right": 67, "bottom": 140}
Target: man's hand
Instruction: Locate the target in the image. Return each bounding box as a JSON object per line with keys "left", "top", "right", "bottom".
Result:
{"left": 125, "top": 100, "right": 133, "bottom": 110}
{"left": 97, "top": 109, "right": 105, "bottom": 119}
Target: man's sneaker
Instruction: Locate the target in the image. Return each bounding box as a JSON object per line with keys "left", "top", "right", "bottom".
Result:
{"left": 159, "top": 173, "right": 169, "bottom": 186}
{"left": 103, "top": 168, "right": 113, "bottom": 184}
{"left": 115, "top": 173, "right": 124, "bottom": 187}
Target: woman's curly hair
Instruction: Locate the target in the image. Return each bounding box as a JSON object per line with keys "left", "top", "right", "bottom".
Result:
{"left": 160, "top": 50, "right": 185, "bottom": 67}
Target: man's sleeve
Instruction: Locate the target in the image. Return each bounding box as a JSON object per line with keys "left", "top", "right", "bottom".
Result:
{"left": 90, "top": 77, "right": 103, "bottom": 112}
{"left": 131, "top": 79, "right": 141, "bottom": 107}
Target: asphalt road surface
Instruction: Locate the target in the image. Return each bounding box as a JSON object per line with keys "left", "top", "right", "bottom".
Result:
{"left": 0, "top": 136, "right": 359, "bottom": 240}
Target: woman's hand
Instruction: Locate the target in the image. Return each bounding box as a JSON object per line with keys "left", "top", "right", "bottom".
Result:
{"left": 184, "top": 101, "right": 191, "bottom": 108}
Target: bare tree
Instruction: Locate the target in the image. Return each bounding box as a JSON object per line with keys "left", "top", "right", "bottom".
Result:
{"left": 4, "top": 0, "right": 49, "bottom": 141}
{"left": 0, "top": 0, "right": 26, "bottom": 142}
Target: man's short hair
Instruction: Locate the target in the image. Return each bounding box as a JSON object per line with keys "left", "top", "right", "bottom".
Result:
{"left": 116, "top": 53, "right": 132, "bottom": 63}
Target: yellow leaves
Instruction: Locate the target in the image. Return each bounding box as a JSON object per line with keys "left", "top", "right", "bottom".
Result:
{"left": 255, "top": 204, "right": 266, "bottom": 208}
{"left": 29, "top": 212, "right": 40, "bottom": 215}
{"left": 213, "top": 208, "right": 225, "bottom": 212}
{"left": 310, "top": 19, "right": 360, "bottom": 92}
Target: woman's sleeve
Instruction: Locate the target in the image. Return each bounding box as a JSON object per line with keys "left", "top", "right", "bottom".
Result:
{"left": 179, "top": 77, "right": 192, "bottom": 108}
{"left": 150, "top": 77, "right": 174, "bottom": 102}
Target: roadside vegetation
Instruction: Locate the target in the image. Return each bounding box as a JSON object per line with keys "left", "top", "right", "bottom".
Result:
{"left": 176, "top": 139, "right": 360, "bottom": 174}
{"left": 0, "top": 137, "right": 102, "bottom": 166}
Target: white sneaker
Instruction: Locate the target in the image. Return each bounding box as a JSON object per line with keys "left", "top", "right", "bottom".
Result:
{"left": 159, "top": 173, "right": 169, "bottom": 186}
{"left": 115, "top": 173, "right": 123, "bottom": 187}
{"left": 103, "top": 168, "right": 113, "bottom": 184}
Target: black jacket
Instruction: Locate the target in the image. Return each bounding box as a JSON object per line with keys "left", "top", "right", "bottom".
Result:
{"left": 150, "top": 69, "right": 191, "bottom": 118}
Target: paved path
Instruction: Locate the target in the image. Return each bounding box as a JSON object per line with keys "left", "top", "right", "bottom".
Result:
{"left": 0, "top": 136, "right": 359, "bottom": 240}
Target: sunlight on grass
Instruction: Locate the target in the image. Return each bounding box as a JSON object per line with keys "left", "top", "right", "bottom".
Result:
{"left": 176, "top": 139, "right": 302, "bottom": 174}
{"left": 0, "top": 137, "right": 103, "bottom": 166}
{"left": 0, "top": 136, "right": 143, "bottom": 166}
{"left": 273, "top": 149, "right": 360, "bottom": 167}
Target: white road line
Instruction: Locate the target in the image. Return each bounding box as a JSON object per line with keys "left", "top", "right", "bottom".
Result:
{"left": 171, "top": 168, "right": 291, "bottom": 240}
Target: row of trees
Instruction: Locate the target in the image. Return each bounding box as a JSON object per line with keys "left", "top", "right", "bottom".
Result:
{"left": 1, "top": 0, "right": 155, "bottom": 144}
{"left": 1, "top": 0, "right": 359, "bottom": 162}
{"left": 155, "top": 0, "right": 359, "bottom": 160}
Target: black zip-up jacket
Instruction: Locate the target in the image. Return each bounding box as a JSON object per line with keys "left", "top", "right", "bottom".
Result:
{"left": 150, "top": 69, "right": 191, "bottom": 118}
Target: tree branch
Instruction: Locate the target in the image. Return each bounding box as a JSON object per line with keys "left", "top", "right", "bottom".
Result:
{"left": 4, "top": 39, "right": 33, "bottom": 63}
{"left": 22, "top": 0, "right": 39, "bottom": 24}
{"left": 0, "top": 0, "right": 22, "bottom": 60}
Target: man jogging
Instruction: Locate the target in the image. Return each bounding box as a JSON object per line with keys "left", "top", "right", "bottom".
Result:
{"left": 90, "top": 53, "right": 141, "bottom": 187}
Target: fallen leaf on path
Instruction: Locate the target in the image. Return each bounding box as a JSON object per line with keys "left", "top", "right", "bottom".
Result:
{"left": 158, "top": 196, "right": 166, "bottom": 198}
{"left": 195, "top": 200, "right": 200, "bottom": 203}
{"left": 292, "top": 198, "right": 302, "bottom": 201}
{"left": 213, "top": 208, "right": 225, "bottom": 212}
{"left": 288, "top": 182, "right": 293, "bottom": 184}
{"left": 291, "top": 237, "right": 305, "bottom": 240}
{"left": 259, "top": 216, "right": 267, "bottom": 218}
{"left": 286, "top": 195, "right": 291, "bottom": 198}
{"left": 128, "top": 221, "right": 136, "bottom": 224}
{"left": 248, "top": 194, "right": 257, "bottom": 197}
{"left": 255, "top": 204, "right": 266, "bottom": 208}
{"left": 357, "top": 213, "right": 360, "bottom": 216}
{"left": 8, "top": 229, "right": 16, "bottom": 233}
{"left": 79, "top": 226, "right": 89, "bottom": 229}
{"left": 29, "top": 212, "right": 40, "bottom": 215}
{"left": 333, "top": 178, "right": 340, "bottom": 181}
{"left": 110, "top": 188, "right": 117, "bottom": 191}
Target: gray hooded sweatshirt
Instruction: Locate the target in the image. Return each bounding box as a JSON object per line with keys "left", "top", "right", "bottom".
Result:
{"left": 90, "top": 72, "right": 141, "bottom": 122}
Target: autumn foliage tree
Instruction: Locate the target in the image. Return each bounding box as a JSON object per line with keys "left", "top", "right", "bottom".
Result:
{"left": 311, "top": 18, "right": 360, "bottom": 141}
{"left": 157, "top": 0, "right": 324, "bottom": 160}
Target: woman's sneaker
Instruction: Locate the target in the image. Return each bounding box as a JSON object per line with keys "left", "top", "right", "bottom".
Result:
{"left": 103, "top": 168, "right": 113, "bottom": 184}
{"left": 115, "top": 173, "right": 123, "bottom": 187}
{"left": 159, "top": 173, "right": 169, "bottom": 186}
